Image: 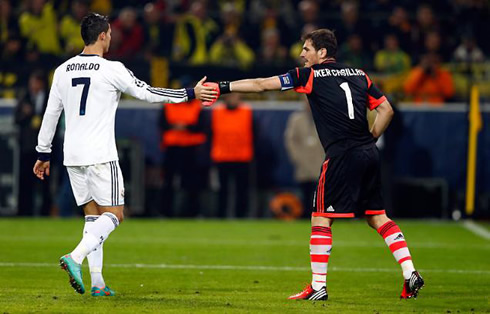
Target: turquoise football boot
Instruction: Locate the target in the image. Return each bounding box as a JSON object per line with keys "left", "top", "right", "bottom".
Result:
{"left": 59, "top": 254, "right": 85, "bottom": 294}
{"left": 91, "top": 286, "right": 116, "bottom": 297}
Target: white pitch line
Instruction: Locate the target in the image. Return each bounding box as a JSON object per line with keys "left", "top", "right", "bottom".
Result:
{"left": 0, "top": 236, "right": 488, "bottom": 249}
{"left": 0, "top": 262, "right": 488, "bottom": 275}
{"left": 462, "top": 220, "right": 490, "bottom": 240}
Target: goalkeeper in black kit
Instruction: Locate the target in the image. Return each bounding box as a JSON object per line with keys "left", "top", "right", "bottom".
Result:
{"left": 207, "top": 29, "right": 424, "bottom": 301}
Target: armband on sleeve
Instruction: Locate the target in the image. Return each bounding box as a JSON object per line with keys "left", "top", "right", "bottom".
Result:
{"left": 278, "top": 73, "right": 294, "bottom": 91}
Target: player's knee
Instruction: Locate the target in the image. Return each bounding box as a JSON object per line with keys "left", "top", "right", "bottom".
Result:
{"left": 366, "top": 213, "right": 390, "bottom": 229}
{"left": 311, "top": 216, "right": 333, "bottom": 227}
{"left": 116, "top": 211, "right": 124, "bottom": 223}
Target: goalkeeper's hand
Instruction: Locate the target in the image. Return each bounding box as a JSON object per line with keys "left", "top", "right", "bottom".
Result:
{"left": 202, "top": 82, "right": 220, "bottom": 106}
{"left": 194, "top": 76, "right": 219, "bottom": 103}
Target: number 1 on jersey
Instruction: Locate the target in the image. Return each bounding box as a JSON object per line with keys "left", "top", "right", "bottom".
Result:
{"left": 72, "top": 77, "right": 91, "bottom": 115}
{"left": 340, "top": 82, "right": 355, "bottom": 119}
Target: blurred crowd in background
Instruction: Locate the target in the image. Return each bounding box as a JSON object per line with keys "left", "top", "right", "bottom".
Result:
{"left": 2, "top": 0, "right": 490, "bottom": 218}
{"left": 1, "top": 0, "right": 490, "bottom": 103}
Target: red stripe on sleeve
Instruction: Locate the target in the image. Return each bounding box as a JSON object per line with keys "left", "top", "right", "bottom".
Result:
{"left": 365, "top": 73, "right": 372, "bottom": 88}
{"left": 294, "top": 69, "right": 314, "bottom": 94}
{"left": 368, "top": 95, "right": 387, "bottom": 111}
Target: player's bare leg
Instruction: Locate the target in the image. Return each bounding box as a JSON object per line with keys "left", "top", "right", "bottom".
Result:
{"left": 289, "top": 216, "right": 332, "bottom": 300}
{"left": 366, "top": 213, "right": 424, "bottom": 299}
{"left": 60, "top": 202, "right": 123, "bottom": 294}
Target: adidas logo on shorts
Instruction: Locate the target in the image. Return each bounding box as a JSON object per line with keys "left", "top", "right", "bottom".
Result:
{"left": 326, "top": 206, "right": 335, "bottom": 212}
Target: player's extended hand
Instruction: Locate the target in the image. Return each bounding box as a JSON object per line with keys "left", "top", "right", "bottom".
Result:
{"left": 33, "top": 160, "right": 50, "bottom": 180}
{"left": 194, "top": 76, "right": 219, "bottom": 103}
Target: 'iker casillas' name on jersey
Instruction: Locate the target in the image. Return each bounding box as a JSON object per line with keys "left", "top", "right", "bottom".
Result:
{"left": 66, "top": 63, "right": 100, "bottom": 72}
{"left": 314, "top": 68, "right": 365, "bottom": 78}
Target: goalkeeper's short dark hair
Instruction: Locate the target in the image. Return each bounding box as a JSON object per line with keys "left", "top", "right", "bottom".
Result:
{"left": 81, "top": 13, "right": 109, "bottom": 46}
{"left": 302, "top": 29, "right": 337, "bottom": 58}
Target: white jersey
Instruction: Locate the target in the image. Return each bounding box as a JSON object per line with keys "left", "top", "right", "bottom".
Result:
{"left": 36, "top": 54, "right": 193, "bottom": 166}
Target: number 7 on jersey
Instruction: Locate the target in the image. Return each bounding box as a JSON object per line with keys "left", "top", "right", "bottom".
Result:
{"left": 72, "top": 77, "right": 91, "bottom": 116}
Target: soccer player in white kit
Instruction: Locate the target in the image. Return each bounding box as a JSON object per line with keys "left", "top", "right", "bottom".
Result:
{"left": 33, "top": 13, "right": 217, "bottom": 296}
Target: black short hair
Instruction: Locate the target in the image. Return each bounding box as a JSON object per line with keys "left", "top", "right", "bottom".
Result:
{"left": 80, "top": 13, "right": 109, "bottom": 45}
{"left": 302, "top": 29, "right": 337, "bottom": 58}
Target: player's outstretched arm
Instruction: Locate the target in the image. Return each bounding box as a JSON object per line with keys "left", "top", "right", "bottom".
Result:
{"left": 112, "top": 62, "right": 217, "bottom": 104}
{"left": 230, "top": 76, "right": 282, "bottom": 93}
{"left": 371, "top": 100, "right": 394, "bottom": 138}
{"left": 215, "top": 76, "right": 282, "bottom": 94}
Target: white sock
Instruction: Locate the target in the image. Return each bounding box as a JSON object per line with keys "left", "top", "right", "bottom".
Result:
{"left": 401, "top": 260, "right": 415, "bottom": 280}
{"left": 83, "top": 215, "right": 106, "bottom": 288}
{"left": 88, "top": 244, "right": 105, "bottom": 288}
{"left": 71, "top": 212, "right": 119, "bottom": 264}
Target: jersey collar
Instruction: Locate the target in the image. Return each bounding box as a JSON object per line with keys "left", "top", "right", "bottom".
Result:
{"left": 321, "top": 59, "right": 336, "bottom": 64}
{"left": 79, "top": 53, "right": 99, "bottom": 57}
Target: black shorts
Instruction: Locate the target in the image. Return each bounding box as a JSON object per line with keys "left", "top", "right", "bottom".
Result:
{"left": 312, "top": 145, "right": 385, "bottom": 218}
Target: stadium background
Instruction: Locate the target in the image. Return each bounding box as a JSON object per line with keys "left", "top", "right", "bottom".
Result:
{"left": 0, "top": 0, "right": 489, "bottom": 219}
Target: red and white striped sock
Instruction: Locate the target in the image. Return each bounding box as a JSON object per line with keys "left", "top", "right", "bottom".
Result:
{"left": 310, "top": 226, "right": 332, "bottom": 290}
{"left": 377, "top": 220, "right": 415, "bottom": 279}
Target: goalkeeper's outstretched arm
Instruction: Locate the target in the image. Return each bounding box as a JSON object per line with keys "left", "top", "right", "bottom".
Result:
{"left": 219, "top": 76, "right": 283, "bottom": 94}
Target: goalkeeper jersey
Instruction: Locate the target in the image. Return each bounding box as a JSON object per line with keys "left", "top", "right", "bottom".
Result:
{"left": 36, "top": 53, "right": 193, "bottom": 166}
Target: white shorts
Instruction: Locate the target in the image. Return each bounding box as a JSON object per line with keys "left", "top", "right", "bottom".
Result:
{"left": 67, "top": 161, "right": 125, "bottom": 207}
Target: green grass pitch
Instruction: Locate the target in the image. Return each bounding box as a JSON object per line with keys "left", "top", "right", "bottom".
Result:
{"left": 0, "top": 218, "right": 488, "bottom": 313}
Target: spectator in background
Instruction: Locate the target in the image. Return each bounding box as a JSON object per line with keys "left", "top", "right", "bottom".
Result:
{"left": 14, "top": 70, "right": 52, "bottom": 215}
{"left": 0, "top": 0, "right": 20, "bottom": 48}
{"left": 59, "top": 0, "right": 89, "bottom": 56}
{"left": 248, "top": 0, "right": 295, "bottom": 48}
{"left": 285, "top": 100, "right": 324, "bottom": 218}
{"left": 209, "top": 3, "right": 255, "bottom": 69}
{"left": 159, "top": 98, "right": 207, "bottom": 217}
{"left": 258, "top": 28, "right": 288, "bottom": 66}
{"left": 172, "top": 0, "right": 219, "bottom": 65}
{"left": 411, "top": 4, "right": 439, "bottom": 57}
{"left": 0, "top": 34, "right": 24, "bottom": 98}
{"left": 453, "top": 34, "right": 485, "bottom": 63}
{"left": 1, "top": 0, "right": 26, "bottom": 98}
{"left": 404, "top": 53, "right": 454, "bottom": 105}
{"left": 217, "top": 2, "right": 242, "bottom": 36}
{"left": 211, "top": 94, "right": 254, "bottom": 218}
{"left": 90, "top": 0, "right": 112, "bottom": 16}
{"left": 338, "top": 34, "right": 372, "bottom": 70}
{"left": 19, "top": 0, "right": 61, "bottom": 56}
{"left": 451, "top": 0, "right": 490, "bottom": 54}
{"left": 209, "top": 29, "right": 255, "bottom": 69}
{"left": 107, "top": 7, "right": 144, "bottom": 59}
{"left": 423, "top": 31, "right": 448, "bottom": 61}
{"left": 335, "top": 1, "right": 369, "bottom": 47}
{"left": 297, "top": 0, "right": 324, "bottom": 33}
{"left": 290, "top": 23, "right": 318, "bottom": 64}
{"left": 374, "top": 34, "right": 411, "bottom": 74}
{"left": 143, "top": 2, "right": 174, "bottom": 59}
{"left": 385, "top": 6, "right": 412, "bottom": 52}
